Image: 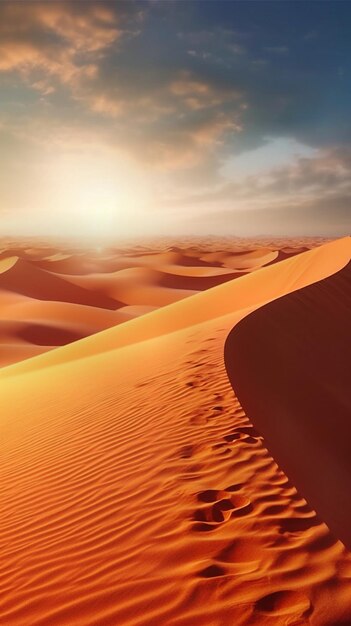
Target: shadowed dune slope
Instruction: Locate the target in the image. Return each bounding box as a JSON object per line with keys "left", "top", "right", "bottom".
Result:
{"left": 224, "top": 261, "right": 351, "bottom": 548}
{"left": 1, "top": 320, "right": 87, "bottom": 346}
{"left": 1, "top": 237, "right": 349, "bottom": 380}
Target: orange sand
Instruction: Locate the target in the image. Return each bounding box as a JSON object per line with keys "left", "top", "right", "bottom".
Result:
{"left": 0, "top": 236, "right": 350, "bottom": 626}
{"left": 0, "top": 238, "right": 314, "bottom": 369}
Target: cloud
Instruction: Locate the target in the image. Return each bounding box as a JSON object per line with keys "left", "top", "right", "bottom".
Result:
{"left": 1, "top": 0, "right": 348, "bottom": 173}
{"left": 0, "top": 2, "right": 248, "bottom": 169}
{"left": 169, "top": 70, "right": 243, "bottom": 111}
{"left": 253, "top": 147, "right": 351, "bottom": 197}
{"left": 0, "top": 1, "right": 141, "bottom": 89}
{"left": 160, "top": 146, "right": 351, "bottom": 235}
{"left": 201, "top": 195, "right": 350, "bottom": 237}
{"left": 135, "top": 111, "right": 241, "bottom": 168}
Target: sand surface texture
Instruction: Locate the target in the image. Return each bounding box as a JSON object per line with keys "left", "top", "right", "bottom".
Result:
{"left": 1, "top": 237, "right": 350, "bottom": 625}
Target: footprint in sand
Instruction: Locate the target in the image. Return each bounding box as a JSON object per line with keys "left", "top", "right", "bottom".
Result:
{"left": 254, "top": 590, "right": 311, "bottom": 619}
{"left": 197, "top": 537, "right": 264, "bottom": 579}
{"left": 223, "top": 432, "right": 241, "bottom": 442}
{"left": 179, "top": 445, "right": 196, "bottom": 459}
{"left": 237, "top": 425, "right": 262, "bottom": 438}
{"left": 192, "top": 488, "right": 252, "bottom": 531}
{"left": 178, "top": 443, "right": 206, "bottom": 460}
{"left": 223, "top": 425, "right": 263, "bottom": 445}
{"left": 198, "top": 563, "right": 227, "bottom": 578}
{"left": 211, "top": 405, "right": 223, "bottom": 413}
{"left": 279, "top": 514, "right": 319, "bottom": 535}
{"left": 190, "top": 413, "right": 208, "bottom": 426}
{"left": 216, "top": 536, "right": 265, "bottom": 571}
{"left": 206, "top": 405, "right": 225, "bottom": 421}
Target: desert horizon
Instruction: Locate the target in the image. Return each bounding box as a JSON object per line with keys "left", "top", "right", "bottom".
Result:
{"left": 1, "top": 1, "right": 351, "bottom": 625}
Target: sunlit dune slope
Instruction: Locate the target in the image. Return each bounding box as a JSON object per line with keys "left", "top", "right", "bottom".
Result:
{"left": 1, "top": 237, "right": 351, "bottom": 626}
{"left": 225, "top": 260, "right": 351, "bottom": 548}
{"left": 1, "top": 237, "right": 348, "bottom": 379}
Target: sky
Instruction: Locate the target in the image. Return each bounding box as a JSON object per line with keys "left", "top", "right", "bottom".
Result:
{"left": 0, "top": 0, "right": 350, "bottom": 241}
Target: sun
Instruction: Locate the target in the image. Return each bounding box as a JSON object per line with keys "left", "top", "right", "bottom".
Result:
{"left": 48, "top": 151, "right": 151, "bottom": 241}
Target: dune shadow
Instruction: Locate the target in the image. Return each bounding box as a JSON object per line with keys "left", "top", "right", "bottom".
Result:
{"left": 158, "top": 271, "right": 244, "bottom": 291}
{"left": 18, "top": 323, "right": 86, "bottom": 347}
{"left": 0, "top": 258, "right": 122, "bottom": 310}
{"left": 224, "top": 261, "right": 351, "bottom": 548}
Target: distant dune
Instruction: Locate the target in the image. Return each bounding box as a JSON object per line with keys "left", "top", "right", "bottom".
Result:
{"left": 0, "top": 238, "right": 316, "bottom": 369}
{"left": 0, "top": 256, "right": 119, "bottom": 309}
{"left": 1, "top": 237, "right": 351, "bottom": 625}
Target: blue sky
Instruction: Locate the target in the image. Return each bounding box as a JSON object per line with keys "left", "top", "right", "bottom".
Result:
{"left": 0, "top": 0, "right": 350, "bottom": 239}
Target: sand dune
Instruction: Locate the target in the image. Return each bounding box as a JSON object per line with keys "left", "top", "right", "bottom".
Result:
{"left": 60, "top": 267, "right": 199, "bottom": 307}
{"left": 61, "top": 264, "right": 241, "bottom": 305}
{"left": 157, "top": 265, "right": 236, "bottom": 277}
{"left": 0, "top": 343, "right": 54, "bottom": 368}
{"left": 0, "top": 319, "right": 87, "bottom": 346}
{"left": 31, "top": 251, "right": 144, "bottom": 276}
{"left": 0, "top": 298, "right": 123, "bottom": 326}
{"left": 2, "top": 237, "right": 348, "bottom": 378}
{"left": 200, "top": 247, "right": 279, "bottom": 270}
{"left": 0, "top": 240, "right": 309, "bottom": 369}
{"left": 1, "top": 237, "right": 351, "bottom": 625}
{"left": 0, "top": 256, "right": 119, "bottom": 309}
{"left": 119, "top": 249, "right": 223, "bottom": 268}
{"left": 31, "top": 253, "right": 101, "bottom": 276}
{"left": 0, "top": 257, "right": 125, "bottom": 366}
{"left": 225, "top": 260, "right": 351, "bottom": 548}
{"left": 0, "top": 299, "right": 149, "bottom": 368}
{"left": 222, "top": 248, "right": 279, "bottom": 270}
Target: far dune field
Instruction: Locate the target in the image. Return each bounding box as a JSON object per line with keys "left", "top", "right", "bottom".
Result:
{"left": 0, "top": 236, "right": 330, "bottom": 368}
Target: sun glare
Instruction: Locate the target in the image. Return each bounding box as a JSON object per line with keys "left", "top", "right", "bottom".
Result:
{"left": 47, "top": 152, "right": 150, "bottom": 240}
